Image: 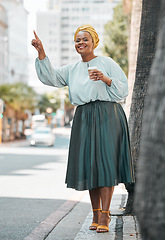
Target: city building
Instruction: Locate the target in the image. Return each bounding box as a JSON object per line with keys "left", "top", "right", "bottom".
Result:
{"left": 36, "top": 0, "right": 120, "bottom": 67}
{"left": 0, "top": 3, "right": 8, "bottom": 85}
{"left": 37, "top": 9, "right": 62, "bottom": 67}
{"left": 0, "top": 0, "right": 28, "bottom": 84}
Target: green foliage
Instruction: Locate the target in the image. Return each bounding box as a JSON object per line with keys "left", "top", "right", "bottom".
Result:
{"left": 0, "top": 82, "right": 72, "bottom": 116}
{"left": 38, "top": 93, "right": 60, "bottom": 114}
{"left": 103, "top": 0, "right": 128, "bottom": 75}
{"left": 38, "top": 87, "right": 72, "bottom": 114}
{"left": 0, "top": 82, "right": 38, "bottom": 112}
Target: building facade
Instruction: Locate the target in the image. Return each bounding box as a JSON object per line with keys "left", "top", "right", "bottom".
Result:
{"left": 37, "top": 0, "right": 120, "bottom": 67}
{"left": 0, "top": 3, "right": 8, "bottom": 85}
{"left": 0, "top": 0, "right": 28, "bottom": 84}
{"left": 37, "top": 10, "right": 62, "bottom": 67}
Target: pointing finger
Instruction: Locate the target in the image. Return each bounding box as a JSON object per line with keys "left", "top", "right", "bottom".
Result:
{"left": 33, "top": 30, "right": 39, "bottom": 39}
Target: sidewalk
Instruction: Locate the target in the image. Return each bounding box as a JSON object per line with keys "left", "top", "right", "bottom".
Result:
{"left": 43, "top": 185, "right": 142, "bottom": 240}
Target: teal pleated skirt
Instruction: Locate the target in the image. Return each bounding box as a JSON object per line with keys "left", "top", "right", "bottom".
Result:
{"left": 65, "top": 100, "right": 134, "bottom": 191}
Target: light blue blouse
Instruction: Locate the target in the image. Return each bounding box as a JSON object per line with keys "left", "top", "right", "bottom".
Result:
{"left": 35, "top": 55, "right": 128, "bottom": 106}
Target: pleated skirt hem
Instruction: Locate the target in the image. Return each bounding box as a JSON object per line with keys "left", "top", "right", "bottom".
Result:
{"left": 66, "top": 180, "right": 134, "bottom": 191}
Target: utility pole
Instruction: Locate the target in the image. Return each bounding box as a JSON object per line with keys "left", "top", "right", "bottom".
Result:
{"left": 0, "top": 99, "right": 4, "bottom": 144}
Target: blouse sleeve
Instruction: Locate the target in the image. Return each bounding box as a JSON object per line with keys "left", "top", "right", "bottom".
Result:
{"left": 105, "top": 58, "right": 128, "bottom": 102}
{"left": 35, "top": 56, "right": 69, "bottom": 88}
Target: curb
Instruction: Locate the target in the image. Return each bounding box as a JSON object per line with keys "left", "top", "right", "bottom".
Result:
{"left": 24, "top": 192, "right": 86, "bottom": 240}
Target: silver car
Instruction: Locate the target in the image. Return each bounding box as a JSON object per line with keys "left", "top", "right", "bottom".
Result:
{"left": 30, "top": 127, "right": 55, "bottom": 147}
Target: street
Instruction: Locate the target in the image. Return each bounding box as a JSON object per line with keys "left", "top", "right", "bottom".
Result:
{"left": 0, "top": 127, "right": 86, "bottom": 240}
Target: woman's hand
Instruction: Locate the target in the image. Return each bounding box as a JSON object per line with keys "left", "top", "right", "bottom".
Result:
{"left": 31, "top": 30, "right": 46, "bottom": 60}
{"left": 89, "top": 70, "right": 112, "bottom": 86}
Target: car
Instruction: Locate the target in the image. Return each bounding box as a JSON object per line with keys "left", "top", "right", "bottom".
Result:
{"left": 30, "top": 127, "right": 55, "bottom": 147}
{"left": 31, "top": 115, "right": 47, "bottom": 129}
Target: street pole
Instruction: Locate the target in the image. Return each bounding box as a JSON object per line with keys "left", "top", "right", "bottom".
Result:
{"left": 0, "top": 99, "right": 4, "bottom": 144}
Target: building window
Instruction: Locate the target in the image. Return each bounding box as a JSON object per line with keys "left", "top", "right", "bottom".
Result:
{"left": 62, "top": 56, "right": 69, "bottom": 60}
{"left": 93, "top": 0, "right": 104, "bottom": 2}
{"left": 72, "top": 16, "right": 79, "bottom": 20}
{"left": 62, "top": 8, "right": 69, "bottom": 12}
{"left": 72, "top": 8, "right": 79, "bottom": 11}
{"left": 62, "top": 48, "right": 69, "bottom": 52}
{"left": 62, "top": 17, "right": 69, "bottom": 20}
{"left": 62, "top": 40, "right": 68, "bottom": 43}
{"left": 82, "top": 8, "right": 89, "bottom": 11}
{"left": 62, "top": 32, "right": 69, "bottom": 36}
{"left": 62, "top": 24, "right": 69, "bottom": 28}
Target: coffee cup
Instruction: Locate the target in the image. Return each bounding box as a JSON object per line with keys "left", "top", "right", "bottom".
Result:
{"left": 88, "top": 66, "right": 97, "bottom": 80}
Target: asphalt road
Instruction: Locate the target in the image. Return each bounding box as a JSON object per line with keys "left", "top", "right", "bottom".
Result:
{"left": 0, "top": 128, "right": 86, "bottom": 240}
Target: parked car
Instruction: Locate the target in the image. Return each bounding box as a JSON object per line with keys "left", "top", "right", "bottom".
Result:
{"left": 30, "top": 127, "right": 55, "bottom": 147}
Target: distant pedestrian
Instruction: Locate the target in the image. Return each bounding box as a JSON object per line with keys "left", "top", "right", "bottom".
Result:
{"left": 32, "top": 25, "right": 134, "bottom": 233}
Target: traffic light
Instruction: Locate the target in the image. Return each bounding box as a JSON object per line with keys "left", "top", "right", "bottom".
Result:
{"left": 46, "top": 107, "right": 52, "bottom": 114}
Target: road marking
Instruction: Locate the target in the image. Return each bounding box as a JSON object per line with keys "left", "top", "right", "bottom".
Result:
{"left": 24, "top": 191, "right": 87, "bottom": 240}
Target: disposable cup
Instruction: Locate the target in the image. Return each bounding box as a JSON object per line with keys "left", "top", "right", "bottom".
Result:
{"left": 88, "top": 67, "right": 97, "bottom": 80}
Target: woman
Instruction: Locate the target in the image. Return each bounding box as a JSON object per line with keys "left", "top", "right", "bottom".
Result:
{"left": 31, "top": 25, "right": 134, "bottom": 233}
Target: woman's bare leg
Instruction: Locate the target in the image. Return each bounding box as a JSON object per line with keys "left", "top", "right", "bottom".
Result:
{"left": 97, "top": 186, "right": 114, "bottom": 232}
{"left": 89, "top": 188, "right": 101, "bottom": 209}
{"left": 100, "top": 186, "right": 114, "bottom": 211}
{"left": 89, "top": 188, "right": 101, "bottom": 229}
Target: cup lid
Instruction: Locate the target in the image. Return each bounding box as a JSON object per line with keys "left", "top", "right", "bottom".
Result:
{"left": 88, "top": 66, "right": 97, "bottom": 70}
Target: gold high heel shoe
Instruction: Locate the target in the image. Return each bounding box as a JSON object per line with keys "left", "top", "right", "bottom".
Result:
{"left": 96, "top": 210, "right": 111, "bottom": 233}
{"left": 89, "top": 208, "right": 101, "bottom": 230}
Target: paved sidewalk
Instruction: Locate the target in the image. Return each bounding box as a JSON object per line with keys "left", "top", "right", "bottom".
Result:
{"left": 45, "top": 185, "right": 142, "bottom": 240}
{"left": 74, "top": 189, "right": 142, "bottom": 240}
{"left": 75, "top": 214, "right": 141, "bottom": 240}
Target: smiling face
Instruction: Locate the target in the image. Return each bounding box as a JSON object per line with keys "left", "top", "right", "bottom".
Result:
{"left": 75, "top": 31, "right": 94, "bottom": 57}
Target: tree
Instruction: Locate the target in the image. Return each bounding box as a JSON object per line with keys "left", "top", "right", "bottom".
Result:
{"left": 103, "top": 0, "right": 128, "bottom": 75}
{"left": 0, "top": 82, "right": 37, "bottom": 113}
{"left": 38, "top": 90, "right": 62, "bottom": 114}
{"left": 123, "top": 0, "right": 142, "bottom": 213}
{"left": 135, "top": 1, "right": 165, "bottom": 239}
{"left": 38, "top": 87, "right": 72, "bottom": 114}
{"left": 124, "top": 0, "right": 161, "bottom": 214}
{"left": 0, "top": 82, "right": 37, "bottom": 140}
{"left": 125, "top": 0, "right": 142, "bottom": 118}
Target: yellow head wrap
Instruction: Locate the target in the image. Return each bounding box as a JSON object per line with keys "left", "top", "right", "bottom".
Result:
{"left": 74, "top": 24, "right": 99, "bottom": 49}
